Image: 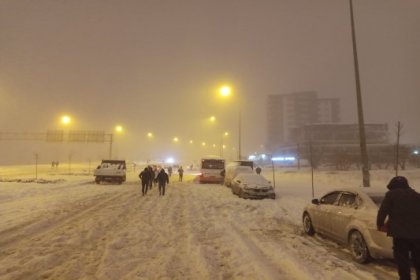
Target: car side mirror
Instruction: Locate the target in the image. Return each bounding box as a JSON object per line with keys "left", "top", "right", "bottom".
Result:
{"left": 311, "top": 199, "right": 320, "bottom": 205}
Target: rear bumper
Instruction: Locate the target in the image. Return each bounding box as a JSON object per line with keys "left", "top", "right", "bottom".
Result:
{"left": 199, "top": 176, "right": 223, "bottom": 183}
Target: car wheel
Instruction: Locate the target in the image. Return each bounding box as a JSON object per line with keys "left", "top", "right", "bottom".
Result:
{"left": 349, "top": 230, "right": 371, "bottom": 263}
{"left": 302, "top": 213, "right": 315, "bottom": 236}
{"left": 95, "top": 177, "right": 101, "bottom": 184}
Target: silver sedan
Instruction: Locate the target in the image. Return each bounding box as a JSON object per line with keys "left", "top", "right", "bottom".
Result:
{"left": 231, "top": 173, "right": 276, "bottom": 199}
{"left": 302, "top": 188, "right": 392, "bottom": 263}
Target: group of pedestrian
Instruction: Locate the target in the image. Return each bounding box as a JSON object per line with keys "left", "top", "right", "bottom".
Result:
{"left": 139, "top": 165, "right": 170, "bottom": 196}
{"left": 138, "top": 165, "right": 186, "bottom": 196}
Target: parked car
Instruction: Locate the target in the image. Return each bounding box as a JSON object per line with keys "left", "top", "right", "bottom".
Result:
{"left": 224, "top": 165, "right": 253, "bottom": 187}
{"left": 230, "top": 173, "right": 275, "bottom": 199}
{"left": 302, "top": 188, "right": 392, "bottom": 263}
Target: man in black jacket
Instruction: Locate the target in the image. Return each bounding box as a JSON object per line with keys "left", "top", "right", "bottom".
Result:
{"left": 156, "top": 168, "right": 169, "bottom": 196}
{"left": 139, "top": 167, "right": 151, "bottom": 196}
{"left": 377, "top": 176, "right": 420, "bottom": 280}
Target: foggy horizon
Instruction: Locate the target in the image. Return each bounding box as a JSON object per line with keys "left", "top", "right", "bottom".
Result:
{"left": 1, "top": 0, "right": 419, "bottom": 164}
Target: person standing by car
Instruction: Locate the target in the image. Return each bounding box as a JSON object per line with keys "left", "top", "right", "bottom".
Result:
{"left": 139, "top": 167, "right": 151, "bottom": 196}
{"left": 377, "top": 176, "right": 420, "bottom": 280}
{"left": 255, "top": 166, "right": 262, "bottom": 175}
{"left": 178, "top": 166, "right": 184, "bottom": 182}
{"left": 156, "top": 168, "right": 169, "bottom": 196}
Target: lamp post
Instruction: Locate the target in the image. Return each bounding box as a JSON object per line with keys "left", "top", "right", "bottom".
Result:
{"left": 110, "top": 125, "right": 124, "bottom": 159}
{"left": 349, "top": 0, "right": 370, "bottom": 187}
{"left": 220, "top": 132, "right": 229, "bottom": 158}
{"left": 218, "top": 85, "right": 242, "bottom": 160}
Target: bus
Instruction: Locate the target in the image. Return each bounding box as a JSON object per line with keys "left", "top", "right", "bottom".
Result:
{"left": 199, "top": 157, "right": 225, "bottom": 184}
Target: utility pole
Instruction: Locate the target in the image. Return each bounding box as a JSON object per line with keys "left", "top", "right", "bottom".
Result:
{"left": 349, "top": 0, "right": 370, "bottom": 187}
{"left": 35, "top": 153, "right": 39, "bottom": 179}
{"left": 109, "top": 133, "right": 113, "bottom": 159}
{"left": 395, "top": 121, "right": 402, "bottom": 176}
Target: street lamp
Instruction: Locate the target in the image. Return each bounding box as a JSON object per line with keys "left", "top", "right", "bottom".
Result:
{"left": 220, "top": 131, "right": 229, "bottom": 157}
{"left": 109, "top": 125, "right": 124, "bottom": 159}
{"left": 115, "top": 125, "right": 123, "bottom": 133}
{"left": 218, "top": 85, "right": 241, "bottom": 160}
{"left": 61, "top": 115, "right": 71, "bottom": 126}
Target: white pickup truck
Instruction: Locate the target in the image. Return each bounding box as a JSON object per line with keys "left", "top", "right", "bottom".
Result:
{"left": 94, "top": 160, "right": 126, "bottom": 184}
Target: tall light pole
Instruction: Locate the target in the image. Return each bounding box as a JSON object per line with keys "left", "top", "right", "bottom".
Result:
{"left": 220, "top": 132, "right": 229, "bottom": 158}
{"left": 349, "top": 0, "right": 370, "bottom": 187}
{"left": 219, "top": 85, "right": 241, "bottom": 160}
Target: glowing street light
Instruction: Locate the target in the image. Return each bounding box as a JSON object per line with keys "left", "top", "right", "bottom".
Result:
{"left": 115, "top": 125, "right": 123, "bottom": 133}
{"left": 61, "top": 115, "right": 71, "bottom": 126}
{"left": 173, "top": 137, "right": 179, "bottom": 143}
{"left": 220, "top": 131, "right": 229, "bottom": 157}
{"left": 201, "top": 142, "right": 206, "bottom": 146}
{"left": 217, "top": 84, "right": 242, "bottom": 160}
{"left": 219, "top": 85, "right": 232, "bottom": 97}
{"left": 189, "top": 140, "right": 193, "bottom": 144}
{"left": 209, "top": 116, "right": 216, "bottom": 122}
{"left": 147, "top": 132, "right": 153, "bottom": 138}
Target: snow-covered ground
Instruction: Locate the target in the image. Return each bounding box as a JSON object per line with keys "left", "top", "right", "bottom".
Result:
{"left": 0, "top": 163, "right": 419, "bottom": 280}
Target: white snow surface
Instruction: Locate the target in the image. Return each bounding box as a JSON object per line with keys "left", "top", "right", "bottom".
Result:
{"left": 1, "top": 164, "right": 419, "bottom": 280}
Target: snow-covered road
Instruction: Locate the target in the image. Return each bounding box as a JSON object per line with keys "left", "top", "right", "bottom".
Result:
{"left": 1, "top": 165, "right": 414, "bottom": 279}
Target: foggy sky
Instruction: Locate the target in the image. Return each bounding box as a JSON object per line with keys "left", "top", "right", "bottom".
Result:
{"left": 1, "top": 0, "right": 419, "bottom": 164}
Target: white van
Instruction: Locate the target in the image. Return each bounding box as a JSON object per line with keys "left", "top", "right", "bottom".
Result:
{"left": 199, "top": 157, "right": 225, "bottom": 184}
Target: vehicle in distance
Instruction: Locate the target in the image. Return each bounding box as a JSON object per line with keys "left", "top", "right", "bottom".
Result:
{"left": 224, "top": 165, "right": 253, "bottom": 187}
{"left": 199, "top": 157, "right": 225, "bottom": 184}
{"left": 230, "top": 160, "right": 254, "bottom": 170}
{"left": 94, "top": 160, "right": 126, "bottom": 184}
{"left": 302, "top": 188, "right": 392, "bottom": 263}
{"left": 231, "top": 173, "right": 275, "bottom": 199}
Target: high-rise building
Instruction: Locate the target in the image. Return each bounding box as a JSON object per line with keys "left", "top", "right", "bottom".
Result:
{"left": 266, "top": 91, "right": 340, "bottom": 151}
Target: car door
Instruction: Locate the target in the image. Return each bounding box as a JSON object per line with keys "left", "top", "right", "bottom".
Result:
{"left": 311, "top": 191, "right": 341, "bottom": 235}
{"left": 329, "top": 192, "right": 358, "bottom": 243}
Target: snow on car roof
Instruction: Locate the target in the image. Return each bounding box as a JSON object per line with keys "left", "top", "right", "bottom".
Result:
{"left": 235, "top": 173, "right": 270, "bottom": 184}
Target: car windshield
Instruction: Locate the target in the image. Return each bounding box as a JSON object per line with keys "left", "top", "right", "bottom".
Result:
{"left": 368, "top": 195, "right": 385, "bottom": 207}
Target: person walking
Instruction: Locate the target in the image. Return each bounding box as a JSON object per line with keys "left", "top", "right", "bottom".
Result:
{"left": 168, "top": 166, "right": 173, "bottom": 177}
{"left": 220, "top": 168, "right": 226, "bottom": 185}
{"left": 178, "top": 166, "right": 184, "bottom": 182}
{"left": 139, "top": 167, "right": 151, "bottom": 196}
{"left": 377, "top": 176, "right": 420, "bottom": 280}
{"left": 255, "top": 167, "right": 262, "bottom": 175}
{"left": 156, "top": 168, "right": 169, "bottom": 196}
{"left": 147, "top": 166, "right": 154, "bottom": 190}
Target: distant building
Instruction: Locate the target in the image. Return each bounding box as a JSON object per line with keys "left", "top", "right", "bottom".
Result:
{"left": 266, "top": 91, "right": 340, "bottom": 151}
{"left": 296, "top": 123, "right": 389, "bottom": 145}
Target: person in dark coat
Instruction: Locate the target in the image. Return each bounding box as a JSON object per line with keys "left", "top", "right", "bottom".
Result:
{"left": 178, "top": 166, "right": 184, "bottom": 182}
{"left": 147, "top": 166, "right": 154, "bottom": 190}
{"left": 156, "top": 168, "right": 169, "bottom": 196}
{"left": 377, "top": 176, "right": 420, "bottom": 280}
{"left": 139, "top": 167, "right": 151, "bottom": 196}
{"left": 255, "top": 167, "right": 262, "bottom": 175}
